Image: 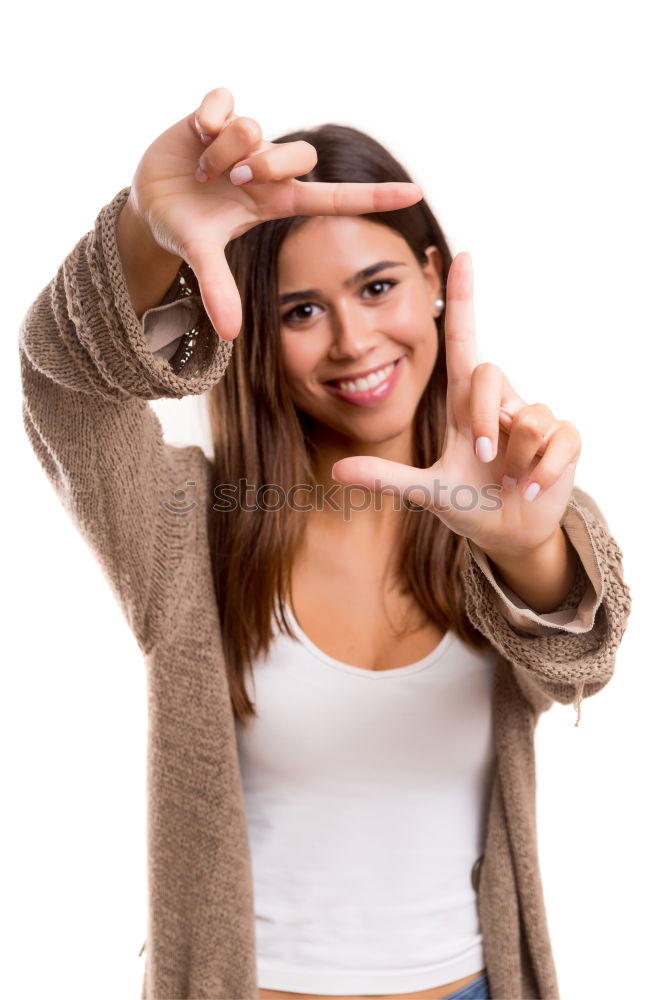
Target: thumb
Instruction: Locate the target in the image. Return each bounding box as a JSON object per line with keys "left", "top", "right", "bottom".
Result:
{"left": 331, "top": 456, "right": 435, "bottom": 507}
{"left": 185, "top": 241, "right": 243, "bottom": 341}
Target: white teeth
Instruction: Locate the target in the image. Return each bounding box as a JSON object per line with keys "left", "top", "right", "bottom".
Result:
{"left": 334, "top": 360, "right": 397, "bottom": 393}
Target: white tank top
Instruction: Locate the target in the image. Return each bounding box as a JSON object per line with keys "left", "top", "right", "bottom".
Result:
{"left": 234, "top": 603, "right": 497, "bottom": 995}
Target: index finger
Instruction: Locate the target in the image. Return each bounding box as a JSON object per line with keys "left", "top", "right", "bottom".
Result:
{"left": 444, "top": 252, "right": 478, "bottom": 429}
{"left": 290, "top": 179, "right": 423, "bottom": 217}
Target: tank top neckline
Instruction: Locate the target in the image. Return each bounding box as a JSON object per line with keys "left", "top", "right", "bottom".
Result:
{"left": 283, "top": 603, "right": 455, "bottom": 678}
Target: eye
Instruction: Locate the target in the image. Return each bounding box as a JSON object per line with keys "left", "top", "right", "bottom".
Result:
{"left": 360, "top": 278, "right": 398, "bottom": 300}
{"left": 280, "top": 278, "right": 399, "bottom": 325}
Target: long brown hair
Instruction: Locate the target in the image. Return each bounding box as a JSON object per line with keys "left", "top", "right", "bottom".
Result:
{"left": 202, "top": 122, "right": 488, "bottom": 729}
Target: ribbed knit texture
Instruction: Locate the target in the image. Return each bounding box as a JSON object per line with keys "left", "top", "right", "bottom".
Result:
{"left": 19, "top": 186, "right": 632, "bottom": 1000}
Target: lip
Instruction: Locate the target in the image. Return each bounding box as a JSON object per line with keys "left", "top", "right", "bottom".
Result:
{"left": 322, "top": 355, "right": 404, "bottom": 385}
{"left": 322, "top": 356, "right": 405, "bottom": 407}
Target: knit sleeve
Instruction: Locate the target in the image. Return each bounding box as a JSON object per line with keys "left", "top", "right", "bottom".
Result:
{"left": 461, "top": 486, "right": 632, "bottom": 726}
{"left": 19, "top": 186, "right": 233, "bottom": 655}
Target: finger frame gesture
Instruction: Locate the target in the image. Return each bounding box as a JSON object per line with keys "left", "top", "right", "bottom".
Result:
{"left": 332, "top": 252, "right": 582, "bottom": 562}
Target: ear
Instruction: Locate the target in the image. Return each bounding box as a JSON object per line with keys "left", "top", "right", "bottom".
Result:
{"left": 422, "top": 244, "right": 445, "bottom": 301}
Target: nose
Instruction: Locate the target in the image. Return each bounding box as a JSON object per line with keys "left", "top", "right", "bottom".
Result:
{"left": 327, "top": 300, "right": 381, "bottom": 361}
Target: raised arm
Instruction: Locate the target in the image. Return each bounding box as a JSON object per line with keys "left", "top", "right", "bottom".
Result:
{"left": 462, "top": 485, "right": 632, "bottom": 726}
{"left": 329, "top": 252, "right": 632, "bottom": 725}
{"left": 20, "top": 85, "right": 424, "bottom": 655}
{"left": 19, "top": 187, "right": 231, "bottom": 654}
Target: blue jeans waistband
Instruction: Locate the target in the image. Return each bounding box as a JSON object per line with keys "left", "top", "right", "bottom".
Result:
{"left": 439, "top": 970, "right": 490, "bottom": 1000}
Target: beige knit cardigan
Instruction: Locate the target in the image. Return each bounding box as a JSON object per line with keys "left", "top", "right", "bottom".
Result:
{"left": 19, "top": 187, "right": 632, "bottom": 1000}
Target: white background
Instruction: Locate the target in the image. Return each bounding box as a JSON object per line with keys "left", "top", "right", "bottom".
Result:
{"left": 3, "top": 1, "right": 664, "bottom": 997}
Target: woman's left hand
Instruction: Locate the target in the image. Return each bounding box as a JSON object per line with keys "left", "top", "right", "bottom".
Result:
{"left": 331, "top": 252, "right": 582, "bottom": 562}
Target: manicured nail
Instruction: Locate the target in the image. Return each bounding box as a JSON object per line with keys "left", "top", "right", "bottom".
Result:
{"left": 230, "top": 164, "right": 253, "bottom": 185}
{"left": 502, "top": 475, "right": 517, "bottom": 489}
{"left": 475, "top": 437, "right": 493, "bottom": 462}
{"left": 523, "top": 481, "right": 541, "bottom": 502}
{"left": 195, "top": 165, "right": 209, "bottom": 182}
{"left": 194, "top": 118, "right": 213, "bottom": 144}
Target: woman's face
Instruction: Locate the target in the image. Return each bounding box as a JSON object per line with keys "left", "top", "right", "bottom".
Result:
{"left": 277, "top": 216, "right": 444, "bottom": 447}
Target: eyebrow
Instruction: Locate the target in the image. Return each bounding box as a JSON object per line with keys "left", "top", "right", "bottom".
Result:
{"left": 278, "top": 260, "right": 408, "bottom": 306}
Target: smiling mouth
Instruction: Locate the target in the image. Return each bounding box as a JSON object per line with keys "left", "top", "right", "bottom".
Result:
{"left": 324, "top": 355, "right": 404, "bottom": 392}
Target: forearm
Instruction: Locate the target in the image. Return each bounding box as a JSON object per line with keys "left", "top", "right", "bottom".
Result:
{"left": 479, "top": 525, "right": 580, "bottom": 614}
{"left": 116, "top": 197, "right": 183, "bottom": 320}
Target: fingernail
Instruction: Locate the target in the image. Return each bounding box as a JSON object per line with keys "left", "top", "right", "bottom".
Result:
{"left": 195, "top": 165, "right": 209, "bottom": 182}
{"left": 194, "top": 118, "right": 213, "bottom": 144}
{"left": 475, "top": 437, "right": 493, "bottom": 462}
{"left": 230, "top": 164, "right": 253, "bottom": 185}
{"left": 523, "top": 482, "right": 541, "bottom": 502}
{"left": 502, "top": 475, "right": 517, "bottom": 489}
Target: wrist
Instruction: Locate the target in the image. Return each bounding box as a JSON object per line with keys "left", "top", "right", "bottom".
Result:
{"left": 475, "top": 525, "right": 564, "bottom": 567}
{"left": 118, "top": 196, "right": 181, "bottom": 266}
{"left": 475, "top": 525, "right": 579, "bottom": 615}
{"left": 117, "top": 197, "right": 183, "bottom": 319}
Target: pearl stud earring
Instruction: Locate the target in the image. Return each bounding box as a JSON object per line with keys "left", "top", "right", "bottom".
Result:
{"left": 434, "top": 297, "right": 444, "bottom": 314}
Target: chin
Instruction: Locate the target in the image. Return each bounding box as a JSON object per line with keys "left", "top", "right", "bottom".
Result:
{"left": 310, "top": 406, "right": 418, "bottom": 446}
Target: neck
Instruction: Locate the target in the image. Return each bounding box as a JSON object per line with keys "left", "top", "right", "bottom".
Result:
{"left": 305, "top": 420, "right": 414, "bottom": 539}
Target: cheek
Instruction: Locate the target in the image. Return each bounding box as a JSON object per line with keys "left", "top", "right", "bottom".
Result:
{"left": 280, "top": 337, "right": 320, "bottom": 393}
{"left": 391, "top": 296, "right": 434, "bottom": 346}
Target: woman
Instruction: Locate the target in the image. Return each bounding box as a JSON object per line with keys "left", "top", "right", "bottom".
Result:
{"left": 19, "top": 86, "right": 631, "bottom": 1000}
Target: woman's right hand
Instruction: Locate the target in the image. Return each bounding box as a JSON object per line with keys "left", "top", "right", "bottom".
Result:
{"left": 126, "top": 86, "right": 423, "bottom": 341}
